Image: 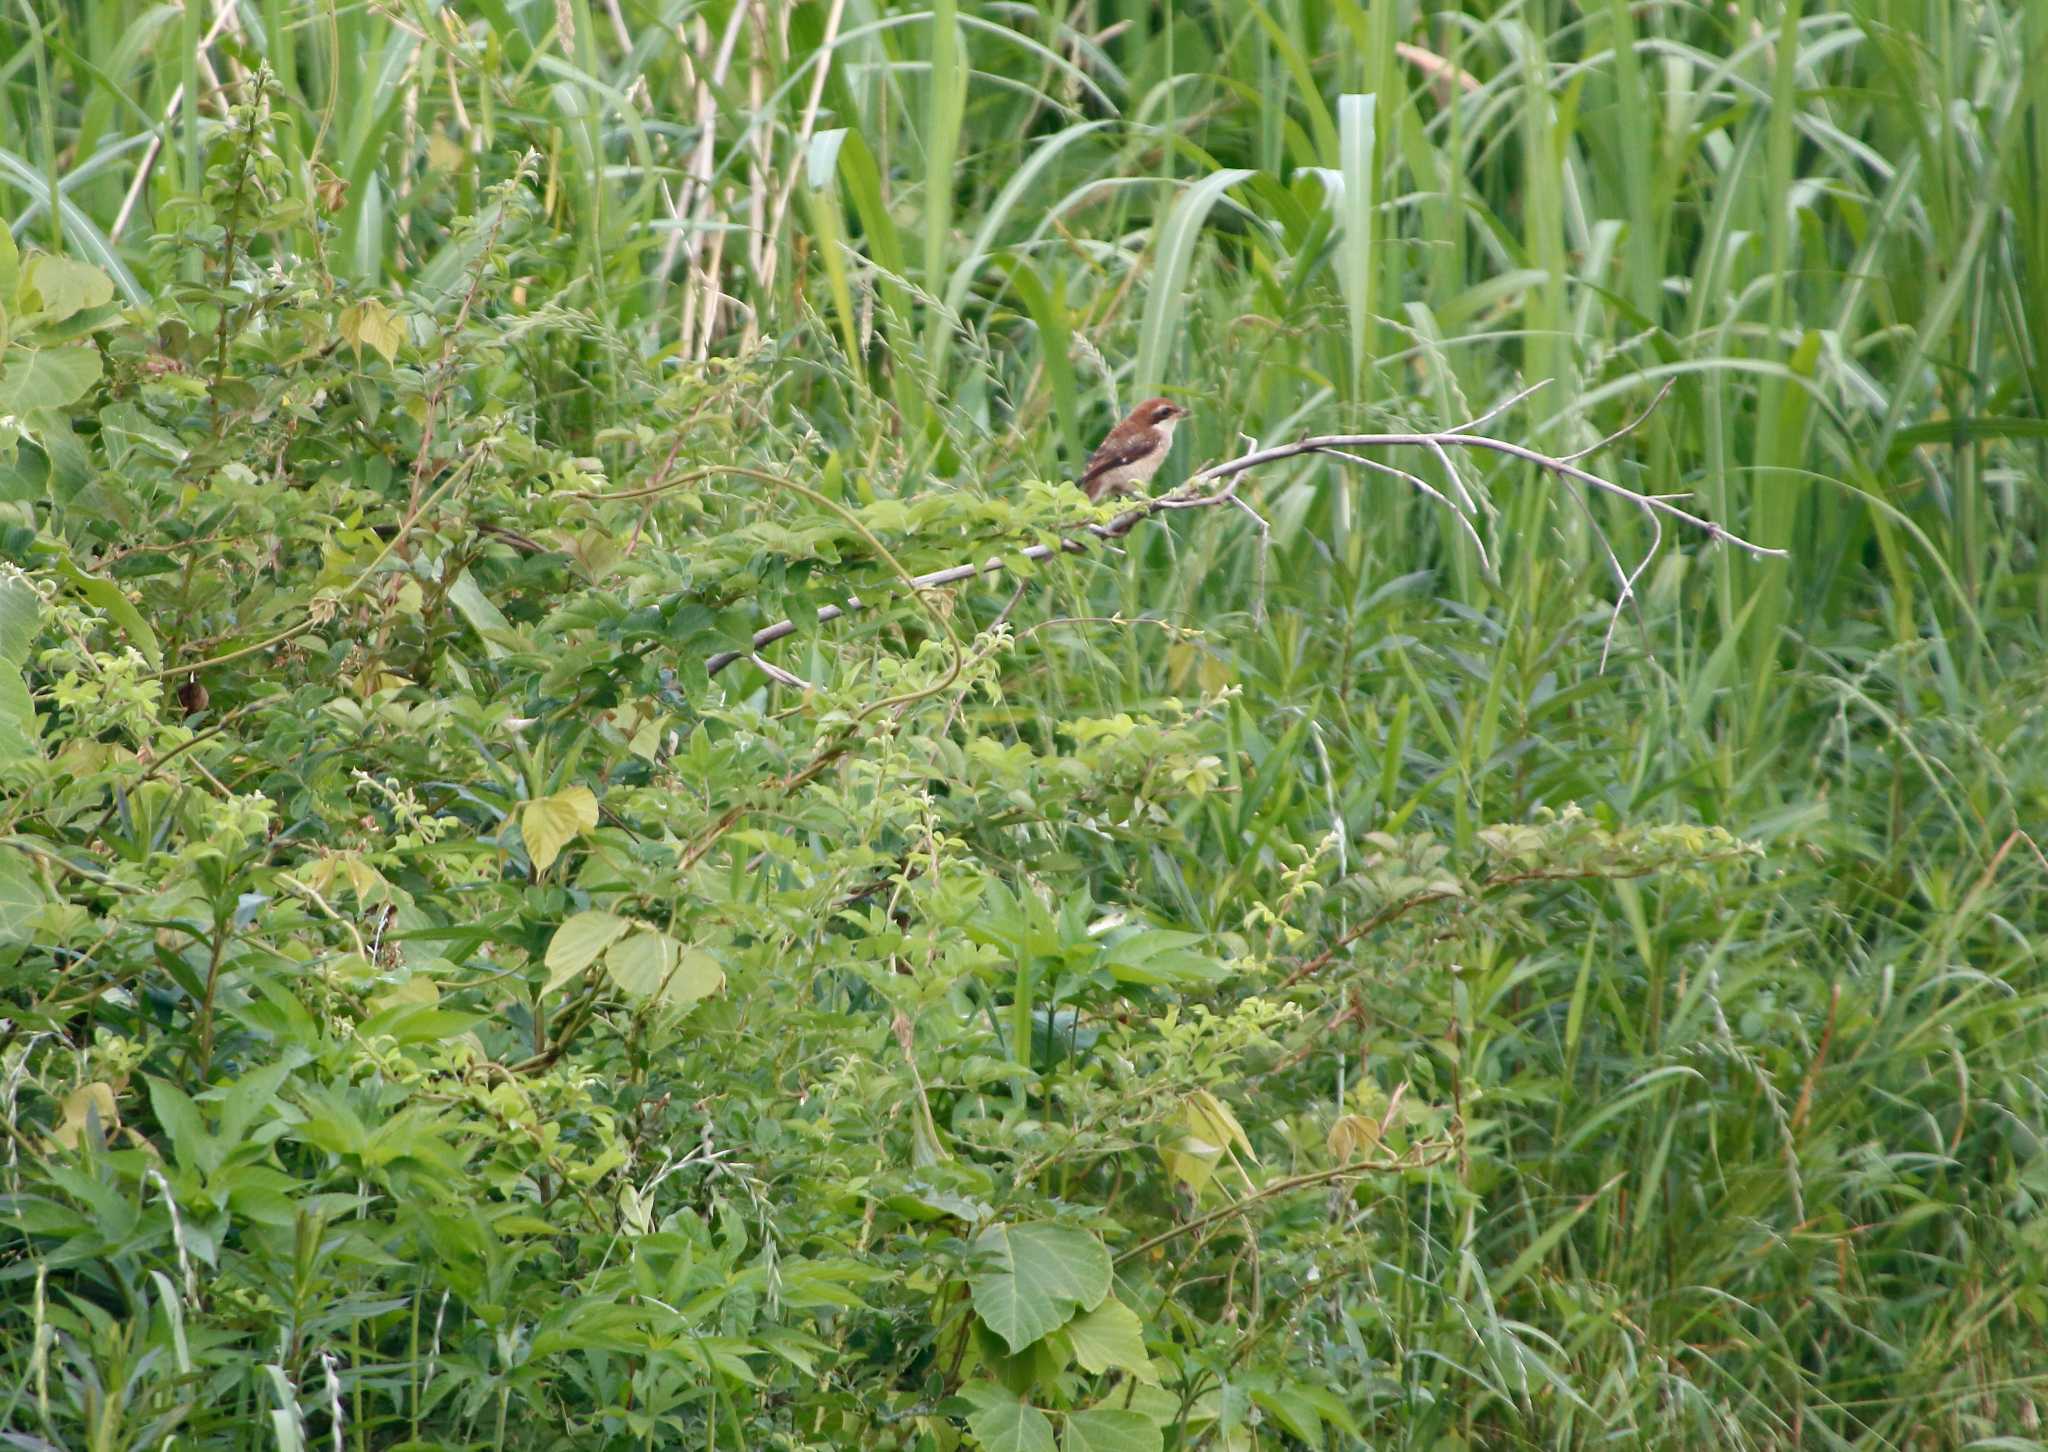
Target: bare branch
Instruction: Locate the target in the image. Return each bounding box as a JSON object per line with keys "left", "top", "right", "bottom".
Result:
{"left": 1446, "top": 379, "right": 1551, "bottom": 435}
{"left": 1319, "top": 447, "right": 1492, "bottom": 575}
{"left": 1560, "top": 379, "right": 1675, "bottom": 464}
{"left": 1190, "top": 430, "right": 1782, "bottom": 558}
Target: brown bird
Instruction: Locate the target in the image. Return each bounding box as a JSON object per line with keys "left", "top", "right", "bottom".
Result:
{"left": 1078, "top": 397, "right": 1190, "bottom": 501}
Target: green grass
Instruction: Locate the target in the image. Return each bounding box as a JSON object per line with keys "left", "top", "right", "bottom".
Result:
{"left": 5, "top": 0, "right": 2048, "bottom": 1448}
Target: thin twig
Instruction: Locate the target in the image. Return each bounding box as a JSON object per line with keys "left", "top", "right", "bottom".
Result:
{"left": 1113, "top": 1143, "right": 1455, "bottom": 1264}
{"left": 1319, "top": 446, "right": 1492, "bottom": 573}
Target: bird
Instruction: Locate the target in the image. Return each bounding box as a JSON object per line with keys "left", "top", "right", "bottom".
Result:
{"left": 1078, "top": 397, "right": 1190, "bottom": 501}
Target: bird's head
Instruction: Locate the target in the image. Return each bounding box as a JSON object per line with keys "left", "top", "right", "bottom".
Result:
{"left": 1133, "top": 397, "right": 1189, "bottom": 428}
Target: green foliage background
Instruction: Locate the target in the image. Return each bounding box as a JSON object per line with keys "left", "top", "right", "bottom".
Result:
{"left": 3, "top": 0, "right": 2047, "bottom": 1447}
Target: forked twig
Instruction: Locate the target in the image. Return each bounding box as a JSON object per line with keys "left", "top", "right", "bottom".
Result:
{"left": 702, "top": 385, "right": 1780, "bottom": 679}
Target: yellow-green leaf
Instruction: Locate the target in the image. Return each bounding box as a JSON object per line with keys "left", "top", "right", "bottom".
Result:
{"left": 662, "top": 946, "right": 725, "bottom": 1007}
{"left": 603, "top": 926, "right": 675, "bottom": 999}
{"left": 1184, "top": 1090, "right": 1257, "bottom": 1162}
{"left": 1062, "top": 1298, "right": 1158, "bottom": 1384}
{"left": 543, "top": 910, "right": 631, "bottom": 994}
{"left": 23, "top": 254, "right": 113, "bottom": 324}
{"left": 48, "top": 1082, "right": 119, "bottom": 1150}
{"left": 1327, "top": 1113, "right": 1380, "bottom": 1163}
{"left": 0, "top": 662, "right": 39, "bottom": 762}
{"left": 0, "top": 344, "right": 101, "bottom": 412}
{"left": 605, "top": 930, "right": 724, "bottom": 1008}
{"left": 1162, "top": 1132, "right": 1222, "bottom": 1196}
{"left": 519, "top": 786, "right": 598, "bottom": 873}
{"left": 338, "top": 298, "right": 404, "bottom": 364}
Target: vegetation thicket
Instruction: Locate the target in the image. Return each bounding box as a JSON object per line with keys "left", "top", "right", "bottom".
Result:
{"left": 3, "top": 0, "right": 2046, "bottom": 1447}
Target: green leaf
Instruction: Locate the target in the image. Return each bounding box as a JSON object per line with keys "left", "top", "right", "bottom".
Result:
{"left": 1133, "top": 168, "right": 1254, "bottom": 399}
{"left": 1063, "top": 1409, "right": 1163, "bottom": 1452}
{"left": 602, "top": 925, "right": 674, "bottom": 997}
{"left": 98, "top": 402, "right": 189, "bottom": 470}
{"left": 958, "top": 1384, "right": 1055, "bottom": 1452}
{"left": 543, "top": 910, "right": 631, "bottom": 993}
{"left": 1248, "top": 1385, "right": 1324, "bottom": 1444}
{"left": 0, "top": 572, "right": 34, "bottom": 666}
{"left": 0, "top": 661, "right": 39, "bottom": 761}
{"left": 604, "top": 930, "right": 725, "bottom": 1007}
{"left": 0, "top": 345, "right": 102, "bottom": 412}
{"left": 969, "top": 1221, "right": 1112, "bottom": 1353}
{"left": 147, "top": 1076, "right": 215, "bottom": 1175}
{"left": 357, "top": 1003, "right": 486, "bottom": 1045}
{"left": 1098, "top": 928, "right": 1227, "bottom": 987}
{"left": 23, "top": 254, "right": 114, "bottom": 324}
{"left": 446, "top": 570, "right": 514, "bottom": 658}
{"left": 57, "top": 563, "right": 161, "bottom": 668}
{"left": 1063, "top": 1298, "right": 1157, "bottom": 1384}
{"left": 519, "top": 786, "right": 598, "bottom": 873}
{"left": 1337, "top": 92, "right": 1378, "bottom": 386}
{"left": 0, "top": 846, "right": 41, "bottom": 945}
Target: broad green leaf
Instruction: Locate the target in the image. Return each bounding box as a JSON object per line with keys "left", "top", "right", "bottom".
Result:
{"left": 1337, "top": 93, "right": 1378, "bottom": 387}
{"left": 0, "top": 846, "right": 41, "bottom": 944}
{"left": 1063, "top": 1298, "right": 1157, "bottom": 1384}
{"left": 219, "top": 1061, "right": 295, "bottom": 1147}
{"left": 0, "top": 661, "right": 39, "bottom": 761}
{"left": 0, "top": 572, "right": 36, "bottom": 664}
{"left": 1098, "top": 928, "right": 1227, "bottom": 987}
{"left": 447, "top": 570, "right": 514, "bottom": 659}
{"left": 662, "top": 946, "right": 725, "bottom": 1007}
{"left": 1248, "top": 1386, "right": 1324, "bottom": 1444}
{"left": 0, "top": 345, "right": 102, "bottom": 412}
{"left": 57, "top": 563, "right": 161, "bottom": 667}
{"left": 1063, "top": 1409, "right": 1162, "bottom": 1452}
{"left": 958, "top": 1384, "right": 1055, "bottom": 1452}
{"left": 23, "top": 253, "right": 114, "bottom": 324}
{"left": 0, "top": 223, "right": 16, "bottom": 304}
{"left": 356, "top": 1003, "right": 486, "bottom": 1045}
{"left": 148, "top": 1076, "right": 214, "bottom": 1174}
{"left": 604, "top": 930, "right": 725, "bottom": 1008}
{"left": 603, "top": 926, "right": 674, "bottom": 997}
{"left": 543, "top": 909, "right": 631, "bottom": 993}
{"left": 969, "top": 1221, "right": 1112, "bottom": 1353}
{"left": 519, "top": 786, "right": 598, "bottom": 873}
{"left": 98, "top": 402, "right": 189, "bottom": 469}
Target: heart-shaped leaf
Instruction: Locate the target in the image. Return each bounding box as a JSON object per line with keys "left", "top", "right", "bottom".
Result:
{"left": 520, "top": 786, "right": 598, "bottom": 873}
{"left": 0, "top": 345, "right": 102, "bottom": 413}
{"left": 1063, "top": 1408, "right": 1162, "bottom": 1452}
{"left": 605, "top": 930, "right": 724, "bottom": 1008}
{"left": 1062, "top": 1297, "right": 1157, "bottom": 1384}
{"left": 969, "top": 1222, "right": 1111, "bottom": 1353}
{"left": 957, "top": 1384, "right": 1054, "bottom": 1452}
